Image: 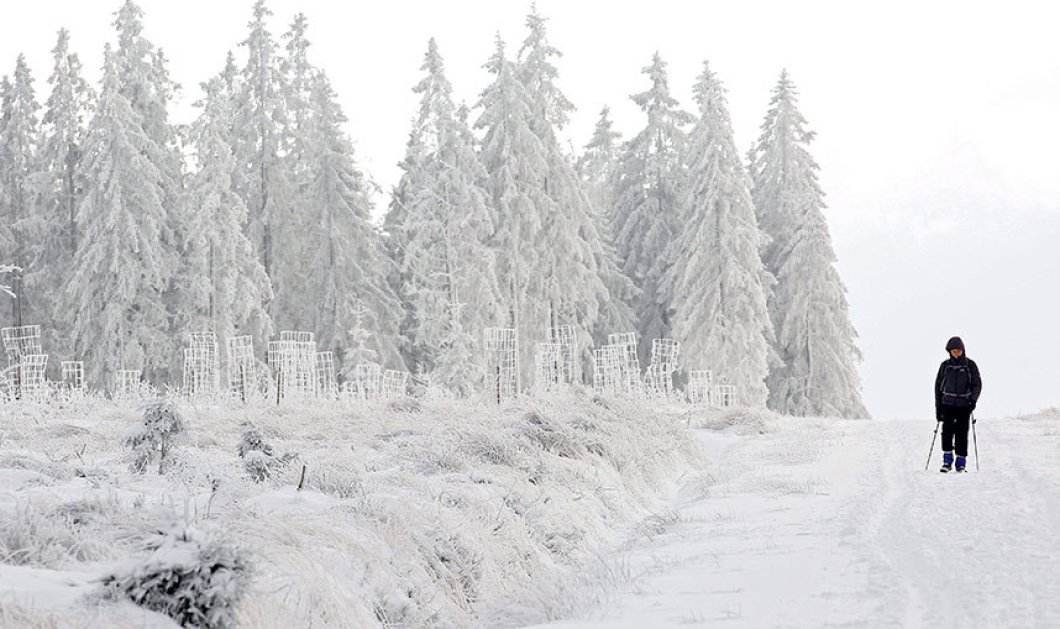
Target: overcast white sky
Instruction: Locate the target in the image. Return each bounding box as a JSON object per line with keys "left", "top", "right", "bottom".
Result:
{"left": 3, "top": 0, "right": 1059, "bottom": 420}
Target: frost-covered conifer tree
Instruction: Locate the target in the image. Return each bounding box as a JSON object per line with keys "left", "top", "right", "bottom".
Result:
{"left": 515, "top": 8, "right": 636, "bottom": 369}
{"left": 279, "top": 13, "right": 316, "bottom": 281}
{"left": 663, "top": 62, "right": 772, "bottom": 407}
{"left": 341, "top": 299, "right": 378, "bottom": 376}
{"left": 575, "top": 106, "right": 641, "bottom": 345}
{"left": 299, "top": 71, "right": 403, "bottom": 371}
{"left": 61, "top": 46, "right": 176, "bottom": 384}
{"left": 396, "top": 39, "right": 502, "bottom": 394}
{"left": 611, "top": 53, "right": 693, "bottom": 364}
{"left": 232, "top": 0, "right": 295, "bottom": 320}
{"left": 750, "top": 71, "right": 868, "bottom": 418}
{"left": 576, "top": 106, "right": 621, "bottom": 207}
{"left": 181, "top": 77, "right": 274, "bottom": 355}
{"left": 34, "top": 29, "right": 94, "bottom": 344}
{"left": 382, "top": 128, "right": 425, "bottom": 367}
{"left": 281, "top": 13, "right": 313, "bottom": 176}
{"left": 474, "top": 35, "right": 552, "bottom": 386}
{"left": 0, "top": 56, "right": 41, "bottom": 328}
{"left": 383, "top": 73, "right": 442, "bottom": 369}
{"left": 112, "top": 1, "right": 184, "bottom": 235}
{"left": 112, "top": 2, "right": 185, "bottom": 379}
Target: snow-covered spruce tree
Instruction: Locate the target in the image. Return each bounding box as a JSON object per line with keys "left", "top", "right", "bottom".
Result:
{"left": 180, "top": 77, "right": 274, "bottom": 356}
{"left": 112, "top": 1, "right": 185, "bottom": 380}
{"left": 662, "top": 62, "right": 773, "bottom": 407}
{"left": 383, "top": 106, "right": 428, "bottom": 370}
{"left": 32, "top": 30, "right": 95, "bottom": 350}
{"left": 515, "top": 7, "right": 636, "bottom": 373}
{"left": 750, "top": 70, "right": 868, "bottom": 418}
{"left": 60, "top": 45, "right": 176, "bottom": 386}
{"left": 113, "top": 1, "right": 184, "bottom": 244}
{"left": 0, "top": 56, "right": 41, "bottom": 328}
{"left": 575, "top": 105, "right": 641, "bottom": 346}
{"left": 395, "top": 39, "right": 502, "bottom": 395}
{"left": 126, "top": 398, "right": 185, "bottom": 474}
{"left": 340, "top": 299, "right": 379, "bottom": 378}
{"left": 474, "top": 35, "right": 549, "bottom": 389}
{"left": 217, "top": 51, "right": 241, "bottom": 142}
{"left": 576, "top": 106, "right": 621, "bottom": 210}
{"left": 281, "top": 13, "right": 313, "bottom": 181}
{"left": 232, "top": 0, "right": 296, "bottom": 324}
{"left": 238, "top": 421, "right": 296, "bottom": 482}
{"left": 277, "top": 14, "right": 316, "bottom": 307}
{"left": 611, "top": 53, "right": 693, "bottom": 365}
{"left": 297, "top": 70, "right": 404, "bottom": 371}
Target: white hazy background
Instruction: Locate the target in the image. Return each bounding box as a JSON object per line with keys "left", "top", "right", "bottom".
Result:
{"left": 3, "top": 0, "right": 1058, "bottom": 421}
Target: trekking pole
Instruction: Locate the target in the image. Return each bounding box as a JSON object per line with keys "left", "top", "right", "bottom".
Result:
{"left": 972, "top": 413, "right": 980, "bottom": 471}
{"left": 925, "top": 421, "right": 940, "bottom": 471}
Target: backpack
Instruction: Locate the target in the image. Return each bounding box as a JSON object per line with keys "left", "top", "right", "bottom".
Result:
{"left": 940, "top": 362, "right": 973, "bottom": 408}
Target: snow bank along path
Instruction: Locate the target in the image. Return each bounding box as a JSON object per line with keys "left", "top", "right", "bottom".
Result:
{"left": 0, "top": 391, "right": 709, "bottom": 627}
{"left": 529, "top": 409, "right": 1060, "bottom": 629}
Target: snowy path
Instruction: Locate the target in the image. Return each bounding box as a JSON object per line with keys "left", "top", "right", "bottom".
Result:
{"left": 526, "top": 416, "right": 1060, "bottom": 629}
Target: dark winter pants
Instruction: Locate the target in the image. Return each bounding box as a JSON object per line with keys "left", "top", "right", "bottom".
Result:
{"left": 940, "top": 406, "right": 972, "bottom": 457}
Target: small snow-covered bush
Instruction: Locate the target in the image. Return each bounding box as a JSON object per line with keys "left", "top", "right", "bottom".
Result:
{"left": 237, "top": 421, "right": 296, "bottom": 482}
{"left": 102, "top": 521, "right": 251, "bottom": 629}
{"left": 237, "top": 421, "right": 272, "bottom": 458}
{"left": 125, "top": 399, "right": 185, "bottom": 474}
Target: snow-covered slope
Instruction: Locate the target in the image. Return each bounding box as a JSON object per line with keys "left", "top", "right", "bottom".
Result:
{"left": 0, "top": 390, "right": 708, "bottom": 627}
{"left": 528, "top": 410, "right": 1060, "bottom": 628}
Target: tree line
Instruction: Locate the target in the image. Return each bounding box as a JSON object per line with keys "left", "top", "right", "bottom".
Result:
{"left": 0, "top": 1, "right": 867, "bottom": 417}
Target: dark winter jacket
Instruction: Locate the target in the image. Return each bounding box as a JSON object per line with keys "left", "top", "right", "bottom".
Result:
{"left": 935, "top": 355, "right": 982, "bottom": 411}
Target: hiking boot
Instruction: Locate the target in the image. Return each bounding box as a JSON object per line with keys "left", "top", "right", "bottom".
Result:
{"left": 955, "top": 456, "right": 967, "bottom": 472}
{"left": 940, "top": 451, "right": 954, "bottom": 473}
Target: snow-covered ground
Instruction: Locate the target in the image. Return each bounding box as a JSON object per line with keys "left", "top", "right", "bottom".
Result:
{"left": 0, "top": 390, "right": 709, "bottom": 627}
{"left": 3, "top": 397, "right": 1058, "bottom": 628}
{"left": 529, "top": 408, "right": 1060, "bottom": 629}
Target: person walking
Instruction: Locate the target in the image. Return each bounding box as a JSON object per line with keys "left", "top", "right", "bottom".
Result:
{"left": 934, "top": 336, "right": 982, "bottom": 472}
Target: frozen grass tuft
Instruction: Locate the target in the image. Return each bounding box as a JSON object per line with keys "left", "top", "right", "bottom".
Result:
{"left": 697, "top": 407, "right": 781, "bottom": 434}
{"left": 0, "top": 496, "right": 137, "bottom": 567}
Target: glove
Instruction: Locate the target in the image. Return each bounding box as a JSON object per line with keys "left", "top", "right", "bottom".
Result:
{"left": 935, "top": 408, "right": 943, "bottom": 422}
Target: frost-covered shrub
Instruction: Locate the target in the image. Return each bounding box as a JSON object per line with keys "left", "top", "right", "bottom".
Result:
{"left": 237, "top": 421, "right": 272, "bottom": 458}
{"left": 125, "top": 399, "right": 186, "bottom": 474}
{"left": 103, "top": 522, "right": 251, "bottom": 629}
{"left": 237, "top": 421, "right": 296, "bottom": 482}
